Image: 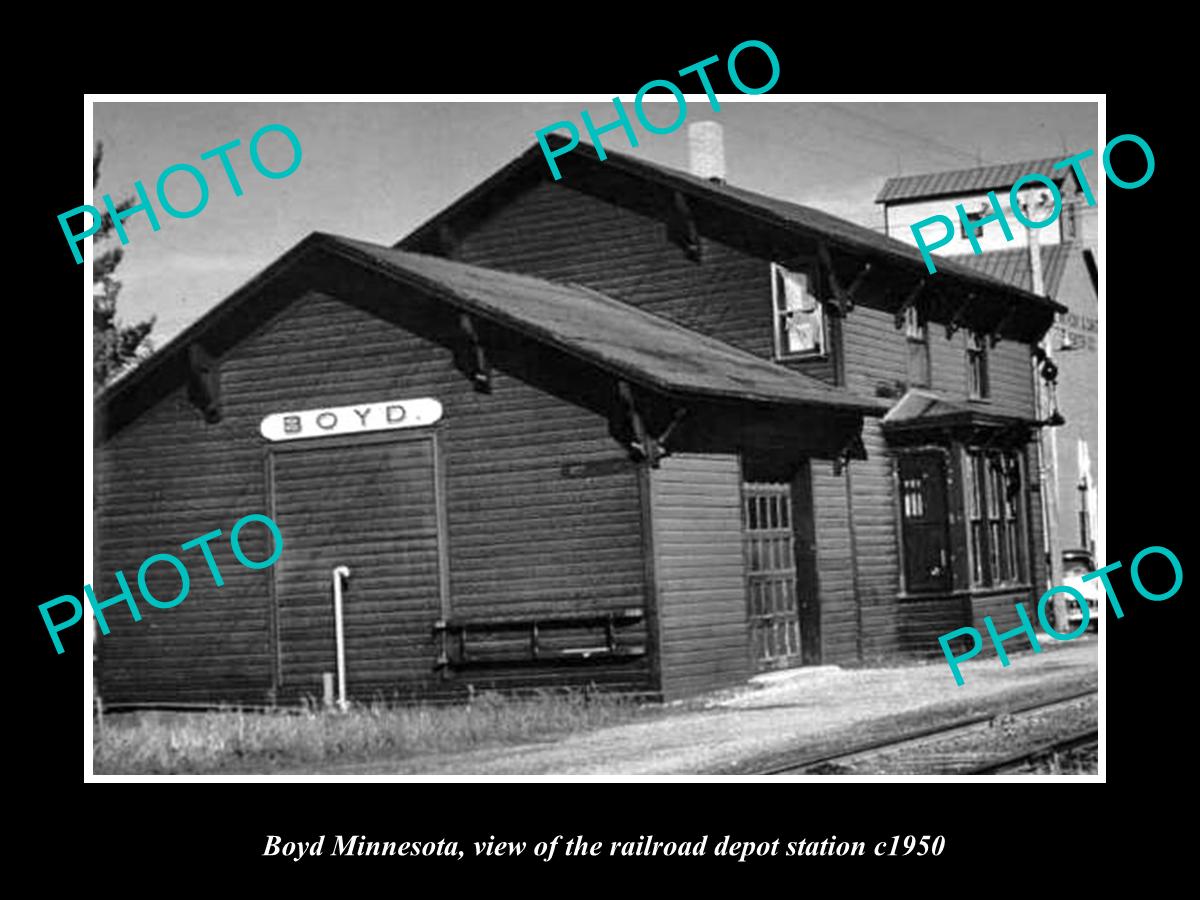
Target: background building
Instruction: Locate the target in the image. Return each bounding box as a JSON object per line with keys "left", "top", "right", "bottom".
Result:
{"left": 878, "top": 160, "right": 1100, "bottom": 578}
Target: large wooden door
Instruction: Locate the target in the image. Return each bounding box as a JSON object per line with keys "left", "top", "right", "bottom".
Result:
{"left": 744, "top": 483, "right": 802, "bottom": 670}
{"left": 898, "top": 452, "right": 952, "bottom": 592}
{"left": 269, "top": 435, "right": 444, "bottom": 702}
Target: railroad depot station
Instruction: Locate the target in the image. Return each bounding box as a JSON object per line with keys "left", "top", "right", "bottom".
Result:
{"left": 95, "top": 129, "right": 1072, "bottom": 707}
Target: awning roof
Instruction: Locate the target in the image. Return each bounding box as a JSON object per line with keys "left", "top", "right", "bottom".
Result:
{"left": 881, "top": 389, "right": 1037, "bottom": 432}
{"left": 951, "top": 245, "right": 1075, "bottom": 296}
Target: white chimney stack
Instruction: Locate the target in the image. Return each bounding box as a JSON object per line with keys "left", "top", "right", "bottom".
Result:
{"left": 688, "top": 121, "right": 726, "bottom": 183}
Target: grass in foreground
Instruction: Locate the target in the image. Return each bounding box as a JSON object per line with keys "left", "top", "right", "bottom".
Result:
{"left": 94, "top": 690, "right": 653, "bottom": 775}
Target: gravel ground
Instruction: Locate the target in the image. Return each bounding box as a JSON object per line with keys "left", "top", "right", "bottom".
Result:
{"left": 272, "top": 635, "right": 1098, "bottom": 775}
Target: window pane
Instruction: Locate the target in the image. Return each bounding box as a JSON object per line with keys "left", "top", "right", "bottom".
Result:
{"left": 1006, "top": 522, "right": 1020, "bottom": 582}
{"left": 907, "top": 338, "right": 930, "bottom": 388}
{"left": 904, "top": 305, "right": 924, "bottom": 339}
{"left": 971, "top": 454, "right": 987, "bottom": 517}
{"left": 971, "top": 522, "right": 985, "bottom": 584}
{"left": 784, "top": 310, "right": 823, "bottom": 354}
{"left": 775, "top": 265, "right": 824, "bottom": 356}
{"left": 989, "top": 523, "right": 1001, "bottom": 579}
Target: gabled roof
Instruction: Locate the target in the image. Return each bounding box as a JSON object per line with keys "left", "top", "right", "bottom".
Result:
{"left": 876, "top": 157, "right": 1080, "bottom": 204}
{"left": 950, "top": 245, "right": 1078, "bottom": 296}
{"left": 882, "top": 389, "right": 1037, "bottom": 431}
{"left": 97, "top": 232, "right": 885, "bottom": 436}
{"left": 398, "top": 137, "right": 1066, "bottom": 320}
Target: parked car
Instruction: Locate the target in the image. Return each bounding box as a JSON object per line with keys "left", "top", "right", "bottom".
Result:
{"left": 1059, "top": 549, "right": 1100, "bottom": 632}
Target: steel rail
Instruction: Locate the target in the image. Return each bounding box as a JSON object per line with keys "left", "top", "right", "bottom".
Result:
{"left": 748, "top": 687, "right": 1097, "bottom": 775}
{"left": 965, "top": 728, "right": 1098, "bottom": 774}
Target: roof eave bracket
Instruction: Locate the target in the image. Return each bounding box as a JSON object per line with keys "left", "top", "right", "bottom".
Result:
{"left": 893, "top": 278, "right": 926, "bottom": 330}
{"left": 944, "top": 293, "right": 976, "bottom": 339}
{"left": 186, "top": 343, "right": 221, "bottom": 424}
{"left": 458, "top": 313, "right": 492, "bottom": 393}
{"left": 989, "top": 302, "right": 1018, "bottom": 347}
{"left": 668, "top": 190, "right": 702, "bottom": 262}
{"left": 818, "top": 242, "right": 871, "bottom": 315}
{"left": 616, "top": 379, "right": 666, "bottom": 467}
{"left": 437, "top": 223, "right": 459, "bottom": 260}
{"left": 832, "top": 430, "right": 867, "bottom": 476}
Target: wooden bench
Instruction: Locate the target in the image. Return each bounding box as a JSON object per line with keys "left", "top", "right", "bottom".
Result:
{"left": 434, "top": 607, "right": 646, "bottom": 669}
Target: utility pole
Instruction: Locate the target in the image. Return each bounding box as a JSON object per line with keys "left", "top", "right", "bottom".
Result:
{"left": 1027, "top": 191, "right": 1067, "bottom": 632}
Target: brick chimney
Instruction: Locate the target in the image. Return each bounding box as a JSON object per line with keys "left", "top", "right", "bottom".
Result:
{"left": 688, "top": 121, "right": 726, "bottom": 184}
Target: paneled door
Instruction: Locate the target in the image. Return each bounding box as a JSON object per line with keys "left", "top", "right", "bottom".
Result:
{"left": 898, "top": 452, "right": 952, "bottom": 593}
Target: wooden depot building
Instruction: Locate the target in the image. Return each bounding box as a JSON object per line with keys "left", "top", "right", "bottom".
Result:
{"left": 94, "top": 133, "right": 1066, "bottom": 707}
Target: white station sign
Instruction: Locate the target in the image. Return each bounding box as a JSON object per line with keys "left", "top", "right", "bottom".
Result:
{"left": 260, "top": 398, "right": 443, "bottom": 442}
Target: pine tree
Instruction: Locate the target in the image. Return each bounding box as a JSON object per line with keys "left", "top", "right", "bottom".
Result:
{"left": 93, "top": 143, "right": 155, "bottom": 389}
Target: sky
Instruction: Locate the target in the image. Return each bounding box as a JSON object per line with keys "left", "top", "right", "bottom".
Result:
{"left": 92, "top": 99, "right": 1099, "bottom": 347}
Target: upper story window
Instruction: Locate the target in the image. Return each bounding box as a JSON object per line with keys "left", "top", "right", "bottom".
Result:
{"left": 960, "top": 204, "right": 989, "bottom": 240}
{"left": 771, "top": 263, "right": 825, "bottom": 360}
{"left": 903, "top": 305, "right": 930, "bottom": 388}
{"left": 966, "top": 331, "right": 989, "bottom": 399}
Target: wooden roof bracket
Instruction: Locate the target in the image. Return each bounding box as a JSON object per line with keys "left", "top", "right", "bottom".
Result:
{"left": 458, "top": 313, "right": 492, "bottom": 392}
{"left": 893, "top": 278, "right": 926, "bottom": 330}
{"left": 818, "top": 241, "right": 871, "bottom": 315}
{"left": 437, "top": 222, "right": 459, "bottom": 259}
{"left": 654, "top": 406, "right": 689, "bottom": 456}
{"left": 668, "top": 190, "right": 702, "bottom": 262}
{"left": 617, "top": 379, "right": 660, "bottom": 465}
{"left": 186, "top": 343, "right": 221, "bottom": 424}
{"left": 989, "top": 301, "right": 1018, "bottom": 347}
{"left": 944, "top": 292, "right": 976, "bottom": 339}
{"left": 832, "top": 430, "right": 867, "bottom": 476}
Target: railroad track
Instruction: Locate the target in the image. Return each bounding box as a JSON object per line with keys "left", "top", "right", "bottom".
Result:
{"left": 746, "top": 689, "right": 1098, "bottom": 776}
{"left": 967, "top": 728, "right": 1098, "bottom": 774}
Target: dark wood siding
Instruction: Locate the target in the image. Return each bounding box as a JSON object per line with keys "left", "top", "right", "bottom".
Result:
{"left": 451, "top": 177, "right": 837, "bottom": 385}
{"left": 840, "top": 305, "right": 905, "bottom": 659}
{"left": 650, "top": 453, "right": 751, "bottom": 699}
{"left": 94, "top": 385, "right": 275, "bottom": 706}
{"left": 971, "top": 588, "right": 1041, "bottom": 661}
{"left": 810, "top": 460, "right": 858, "bottom": 664}
{"left": 96, "top": 287, "right": 651, "bottom": 705}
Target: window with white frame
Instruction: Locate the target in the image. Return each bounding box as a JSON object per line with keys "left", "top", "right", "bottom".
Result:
{"left": 966, "top": 331, "right": 989, "bottom": 399}
{"left": 771, "top": 263, "right": 825, "bottom": 359}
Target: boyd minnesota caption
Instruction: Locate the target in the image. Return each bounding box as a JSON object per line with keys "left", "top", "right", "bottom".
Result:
{"left": 263, "top": 833, "right": 907, "bottom": 862}
{"left": 264, "top": 835, "right": 464, "bottom": 861}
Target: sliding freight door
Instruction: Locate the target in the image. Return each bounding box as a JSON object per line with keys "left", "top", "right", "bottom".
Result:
{"left": 268, "top": 433, "right": 444, "bottom": 703}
